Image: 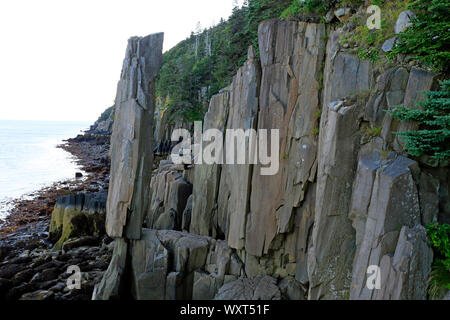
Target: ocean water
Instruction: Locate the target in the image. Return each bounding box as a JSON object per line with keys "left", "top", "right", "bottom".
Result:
{"left": 0, "top": 120, "right": 91, "bottom": 220}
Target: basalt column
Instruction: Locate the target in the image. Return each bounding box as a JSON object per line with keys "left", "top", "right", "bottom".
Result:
{"left": 106, "top": 33, "right": 164, "bottom": 240}
{"left": 93, "top": 33, "right": 163, "bottom": 300}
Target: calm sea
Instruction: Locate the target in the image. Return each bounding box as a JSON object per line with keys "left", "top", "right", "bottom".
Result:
{"left": 0, "top": 120, "right": 91, "bottom": 220}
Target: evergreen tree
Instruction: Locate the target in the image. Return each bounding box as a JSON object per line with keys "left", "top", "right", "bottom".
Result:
{"left": 391, "top": 0, "right": 450, "bottom": 72}
{"left": 390, "top": 79, "right": 450, "bottom": 162}
{"left": 155, "top": 0, "right": 293, "bottom": 124}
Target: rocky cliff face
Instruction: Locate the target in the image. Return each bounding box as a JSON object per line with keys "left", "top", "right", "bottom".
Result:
{"left": 95, "top": 19, "right": 447, "bottom": 300}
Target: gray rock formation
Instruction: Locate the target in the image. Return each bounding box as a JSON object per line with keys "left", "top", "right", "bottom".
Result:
{"left": 349, "top": 152, "right": 433, "bottom": 299}
{"left": 190, "top": 91, "right": 229, "bottom": 236}
{"left": 381, "top": 37, "right": 396, "bottom": 53}
{"left": 308, "top": 28, "right": 372, "bottom": 299}
{"left": 100, "top": 229, "right": 243, "bottom": 300}
{"left": 92, "top": 238, "right": 128, "bottom": 300}
{"left": 88, "top": 106, "right": 115, "bottom": 135}
{"left": 394, "top": 67, "right": 435, "bottom": 152}
{"left": 246, "top": 20, "right": 325, "bottom": 258}
{"left": 147, "top": 160, "right": 192, "bottom": 231}
{"left": 49, "top": 192, "right": 107, "bottom": 250}
{"left": 214, "top": 275, "right": 281, "bottom": 300}
{"left": 215, "top": 46, "right": 261, "bottom": 247}
{"left": 395, "top": 10, "right": 416, "bottom": 34}
{"left": 106, "top": 33, "right": 164, "bottom": 239}
{"left": 99, "top": 18, "right": 444, "bottom": 301}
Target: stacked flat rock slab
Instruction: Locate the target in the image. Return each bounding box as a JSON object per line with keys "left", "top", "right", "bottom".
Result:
{"left": 106, "top": 33, "right": 164, "bottom": 240}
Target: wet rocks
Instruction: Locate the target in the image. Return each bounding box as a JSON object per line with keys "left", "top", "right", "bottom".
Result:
{"left": 49, "top": 192, "right": 107, "bottom": 250}
{"left": 92, "top": 238, "right": 128, "bottom": 300}
{"left": 0, "top": 234, "right": 113, "bottom": 300}
{"left": 20, "top": 290, "right": 54, "bottom": 300}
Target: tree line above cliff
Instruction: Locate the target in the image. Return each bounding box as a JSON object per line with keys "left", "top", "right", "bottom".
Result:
{"left": 155, "top": 0, "right": 449, "bottom": 125}
{"left": 155, "top": 0, "right": 292, "bottom": 124}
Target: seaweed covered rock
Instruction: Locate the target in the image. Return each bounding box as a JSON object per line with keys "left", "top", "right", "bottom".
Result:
{"left": 49, "top": 192, "right": 107, "bottom": 250}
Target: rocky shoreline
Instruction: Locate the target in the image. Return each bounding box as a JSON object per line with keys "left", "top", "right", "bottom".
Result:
{"left": 0, "top": 129, "right": 113, "bottom": 300}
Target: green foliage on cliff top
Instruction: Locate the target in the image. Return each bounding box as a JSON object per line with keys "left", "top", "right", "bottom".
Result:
{"left": 390, "top": 0, "right": 450, "bottom": 73}
{"left": 338, "top": 0, "right": 409, "bottom": 64}
{"left": 156, "top": 0, "right": 291, "bottom": 124}
{"left": 426, "top": 223, "right": 450, "bottom": 298}
{"left": 280, "top": 0, "right": 335, "bottom": 18}
{"left": 389, "top": 79, "right": 450, "bottom": 163}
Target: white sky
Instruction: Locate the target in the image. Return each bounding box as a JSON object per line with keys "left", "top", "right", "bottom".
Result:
{"left": 0, "top": 0, "right": 243, "bottom": 122}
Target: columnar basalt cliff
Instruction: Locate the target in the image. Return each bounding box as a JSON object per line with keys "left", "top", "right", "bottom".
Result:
{"left": 95, "top": 18, "right": 448, "bottom": 300}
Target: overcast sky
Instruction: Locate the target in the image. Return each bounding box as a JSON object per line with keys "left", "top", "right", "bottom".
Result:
{"left": 0, "top": 0, "right": 242, "bottom": 122}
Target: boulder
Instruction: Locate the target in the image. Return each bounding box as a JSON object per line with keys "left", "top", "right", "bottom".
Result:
{"left": 192, "top": 270, "right": 217, "bottom": 300}
{"left": 147, "top": 162, "right": 192, "bottom": 230}
{"left": 381, "top": 37, "right": 396, "bottom": 52}
{"left": 395, "top": 10, "right": 416, "bottom": 34}
{"left": 130, "top": 229, "right": 168, "bottom": 300}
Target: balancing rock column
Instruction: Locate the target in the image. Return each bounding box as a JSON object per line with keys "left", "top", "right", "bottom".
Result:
{"left": 93, "top": 33, "right": 163, "bottom": 300}
{"left": 106, "top": 33, "right": 164, "bottom": 240}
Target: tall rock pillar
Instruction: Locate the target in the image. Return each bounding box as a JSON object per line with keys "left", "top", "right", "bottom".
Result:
{"left": 93, "top": 33, "right": 163, "bottom": 300}
{"left": 106, "top": 33, "right": 164, "bottom": 240}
